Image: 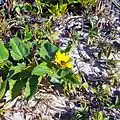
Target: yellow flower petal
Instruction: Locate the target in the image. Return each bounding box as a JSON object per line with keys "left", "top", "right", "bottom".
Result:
{"left": 62, "top": 55, "right": 69, "bottom": 62}
{"left": 55, "top": 51, "right": 72, "bottom": 69}
{"left": 66, "top": 62, "right": 73, "bottom": 68}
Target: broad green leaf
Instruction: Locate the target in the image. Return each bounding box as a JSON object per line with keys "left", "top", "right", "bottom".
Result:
{"left": 0, "top": 80, "right": 7, "bottom": 99}
{"left": 10, "top": 37, "right": 23, "bottom": 60}
{"left": 32, "top": 62, "right": 53, "bottom": 76}
{"left": 0, "top": 41, "right": 9, "bottom": 63}
{"left": 50, "top": 77, "right": 60, "bottom": 84}
{"left": 20, "top": 42, "right": 30, "bottom": 57}
{"left": 60, "top": 69, "right": 81, "bottom": 84}
{"left": 8, "top": 63, "right": 26, "bottom": 77}
{"left": 24, "top": 75, "right": 39, "bottom": 98}
{"left": 10, "top": 37, "right": 30, "bottom": 60}
{"left": 39, "top": 41, "right": 58, "bottom": 61}
{"left": 57, "top": 69, "right": 70, "bottom": 78}
{"left": 8, "top": 71, "right": 30, "bottom": 100}
{"left": 10, "top": 63, "right": 26, "bottom": 73}
{"left": 9, "top": 78, "right": 27, "bottom": 100}
{"left": 9, "top": 79, "right": 16, "bottom": 99}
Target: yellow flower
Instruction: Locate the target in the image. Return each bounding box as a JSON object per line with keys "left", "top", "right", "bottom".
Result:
{"left": 55, "top": 51, "right": 72, "bottom": 68}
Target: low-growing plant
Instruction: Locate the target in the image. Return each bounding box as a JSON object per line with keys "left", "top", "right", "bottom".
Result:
{"left": 0, "top": 0, "right": 120, "bottom": 119}
{"left": 35, "top": 0, "right": 47, "bottom": 14}
{"left": 48, "top": 3, "right": 67, "bottom": 17}
{"left": 68, "top": 0, "right": 97, "bottom": 8}
{"left": 72, "top": 104, "right": 89, "bottom": 120}
{"left": 93, "top": 111, "right": 108, "bottom": 120}
{"left": 0, "top": 25, "right": 81, "bottom": 100}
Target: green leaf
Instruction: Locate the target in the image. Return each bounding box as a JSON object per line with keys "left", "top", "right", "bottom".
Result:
{"left": 71, "top": 75, "right": 81, "bottom": 84}
{"left": 15, "top": 7, "right": 20, "bottom": 14}
{"left": 81, "top": 82, "right": 89, "bottom": 90}
{"left": 50, "top": 77, "right": 60, "bottom": 84}
{"left": 0, "top": 80, "right": 7, "bottom": 99}
{"left": 98, "top": 111, "right": 104, "bottom": 120}
{"left": 0, "top": 41, "right": 9, "bottom": 63}
{"left": 60, "top": 4, "right": 67, "bottom": 14}
{"left": 10, "top": 37, "right": 22, "bottom": 60}
{"left": 8, "top": 71, "right": 30, "bottom": 100}
{"left": 9, "top": 78, "right": 27, "bottom": 100}
{"left": 23, "top": 3, "right": 32, "bottom": 11}
{"left": 9, "top": 79, "right": 16, "bottom": 99}
{"left": 93, "top": 111, "right": 105, "bottom": 120}
{"left": 39, "top": 41, "right": 58, "bottom": 61}
{"left": 24, "top": 75, "right": 39, "bottom": 98}
{"left": 10, "top": 36, "right": 30, "bottom": 60}
{"left": 57, "top": 69, "right": 71, "bottom": 78}
{"left": 59, "top": 69, "right": 81, "bottom": 84}
{"left": 8, "top": 63, "right": 26, "bottom": 78}
{"left": 24, "top": 25, "right": 32, "bottom": 42}
{"left": 32, "top": 62, "right": 53, "bottom": 76}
